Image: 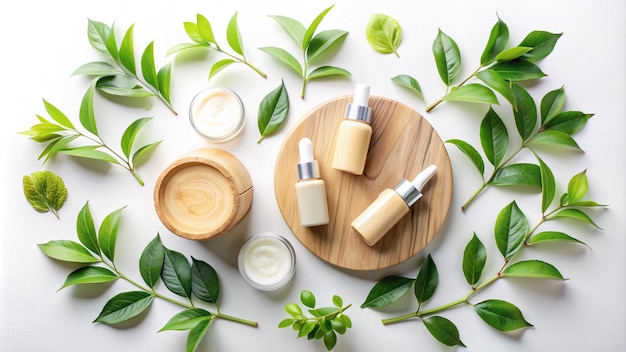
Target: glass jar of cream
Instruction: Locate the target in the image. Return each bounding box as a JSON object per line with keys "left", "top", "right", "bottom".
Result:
{"left": 238, "top": 233, "right": 296, "bottom": 291}
{"left": 189, "top": 87, "right": 245, "bottom": 142}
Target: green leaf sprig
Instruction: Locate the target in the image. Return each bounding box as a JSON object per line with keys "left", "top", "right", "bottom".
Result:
{"left": 261, "top": 5, "right": 351, "bottom": 99}
{"left": 392, "top": 16, "right": 561, "bottom": 112}
{"left": 257, "top": 79, "right": 289, "bottom": 143}
{"left": 22, "top": 170, "right": 68, "bottom": 219}
{"left": 20, "top": 85, "right": 160, "bottom": 186}
{"left": 365, "top": 14, "right": 402, "bottom": 58}
{"left": 362, "top": 168, "right": 605, "bottom": 347}
{"left": 73, "top": 19, "right": 176, "bottom": 115}
{"left": 446, "top": 85, "right": 593, "bottom": 210}
{"left": 279, "top": 290, "right": 352, "bottom": 351}
{"left": 168, "top": 13, "right": 267, "bottom": 79}
{"left": 38, "top": 202, "right": 257, "bottom": 352}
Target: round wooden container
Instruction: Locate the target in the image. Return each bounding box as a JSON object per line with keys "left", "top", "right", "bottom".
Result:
{"left": 154, "top": 147, "right": 253, "bottom": 240}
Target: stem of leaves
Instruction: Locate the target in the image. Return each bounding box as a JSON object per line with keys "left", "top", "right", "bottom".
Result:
{"left": 426, "top": 66, "right": 482, "bottom": 112}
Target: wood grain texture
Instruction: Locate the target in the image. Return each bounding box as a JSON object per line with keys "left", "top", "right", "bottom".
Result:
{"left": 274, "top": 96, "right": 453, "bottom": 270}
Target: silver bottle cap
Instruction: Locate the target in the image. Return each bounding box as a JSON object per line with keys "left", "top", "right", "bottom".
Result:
{"left": 297, "top": 160, "right": 321, "bottom": 180}
{"left": 393, "top": 179, "right": 422, "bottom": 207}
{"left": 345, "top": 84, "right": 372, "bottom": 124}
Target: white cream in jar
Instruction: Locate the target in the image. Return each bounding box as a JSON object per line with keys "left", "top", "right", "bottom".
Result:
{"left": 189, "top": 87, "right": 245, "bottom": 142}
{"left": 238, "top": 233, "right": 296, "bottom": 291}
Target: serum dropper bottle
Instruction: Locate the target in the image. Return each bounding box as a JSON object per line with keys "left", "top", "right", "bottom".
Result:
{"left": 295, "top": 138, "right": 330, "bottom": 227}
{"left": 331, "top": 84, "right": 372, "bottom": 175}
{"left": 352, "top": 165, "right": 437, "bottom": 246}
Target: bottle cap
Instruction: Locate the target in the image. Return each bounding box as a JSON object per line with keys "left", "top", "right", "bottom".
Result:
{"left": 297, "top": 138, "right": 321, "bottom": 180}
{"left": 393, "top": 164, "right": 437, "bottom": 207}
{"left": 345, "top": 84, "right": 372, "bottom": 123}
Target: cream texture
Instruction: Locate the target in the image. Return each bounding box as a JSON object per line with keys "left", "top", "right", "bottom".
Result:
{"left": 190, "top": 88, "right": 244, "bottom": 141}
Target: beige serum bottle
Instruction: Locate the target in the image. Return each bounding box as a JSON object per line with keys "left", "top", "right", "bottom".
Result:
{"left": 295, "top": 137, "right": 330, "bottom": 227}
{"left": 331, "top": 84, "right": 372, "bottom": 175}
{"left": 352, "top": 165, "right": 437, "bottom": 246}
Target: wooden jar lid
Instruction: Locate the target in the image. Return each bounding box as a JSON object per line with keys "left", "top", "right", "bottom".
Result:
{"left": 274, "top": 96, "right": 453, "bottom": 270}
{"left": 154, "top": 147, "right": 253, "bottom": 240}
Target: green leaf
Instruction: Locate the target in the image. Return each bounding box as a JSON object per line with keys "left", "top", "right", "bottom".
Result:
{"left": 474, "top": 299, "right": 533, "bottom": 331}
{"left": 160, "top": 308, "right": 212, "bottom": 332}
{"left": 186, "top": 319, "right": 212, "bottom": 352}
{"left": 96, "top": 75, "right": 154, "bottom": 98}
{"left": 511, "top": 84, "right": 537, "bottom": 140}
{"left": 518, "top": 31, "right": 562, "bottom": 62}
{"left": 323, "top": 330, "right": 337, "bottom": 351}
{"left": 298, "top": 321, "right": 317, "bottom": 338}
{"left": 226, "top": 12, "right": 244, "bottom": 56}
{"left": 494, "top": 201, "right": 529, "bottom": 260}
{"left": 209, "top": 59, "right": 236, "bottom": 79}
{"left": 141, "top": 42, "right": 158, "bottom": 90}
{"left": 495, "top": 46, "right": 533, "bottom": 62}
{"left": 462, "top": 233, "right": 487, "bottom": 286}
{"left": 121, "top": 117, "right": 152, "bottom": 158}
{"left": 480, "top": 16, "right": 509, "bottom": 66}
{"left": 441, "top": 83, "right": 498, "bottom": 105}
{"left": 414, "top": 254, "right": 438, "bottom": 304}
{"left": 503, "top": 260, "right": 565, "bottom": 280}
{"left": 60, "top": 146, "right": 120, "bottom": 165}
{"left": 446, "top": 139, "right": 485, "bottom": 178}
{"left": 306, "top": 65, "right": 351, "bottom": 80}
{"left": 550, "top": 208, "right": 601, "bottom": 229}
{"left": 269, "top": 15, "right": 305, "bottom": 47}
{"left": 338, "top": 314, "right": 352, "bottom": 328}
{"left": 87, "top": 19, "right": 113, "bottom": 56}
{"left": 257, "top": 79, "right": 289, "bottom": 142}
{"left": 543, "top": 111, "right": 592, "bottom": 135}
{"left": 285, "top": 303, "right": 303, "bottom": 317}
{"left": 40, "top": 135, "right": 79, "bottom": 162}
{"left": 278, "top": 318, "right": 295, "bottom": 328}
{"left": 38, "top": 240, "right": 99, "bottom": 263}
{"left": 490, "top": 163, "right": 542, "bottom": 188}
{"left": 157, "top": 62, "right": 172, "bottom": 103}
{"left": 119, "top": 25, "right": 137, "bottom": 75}
{"left": 72, "top": 62, "right": 120, "bottom": 78}
{"left": 59, "top": 266, "right": 119, "bottom": 290}
{"left": 98, "top": 206, "right": 124, "bottom": 262}
{"left": 132, "top": 141, "right": 162, "bottom": 166}
{"left": 301, "top": 290, "right": 316, "bottom": 308}
{"left": 332, "top": 295, "right": 343, "bottom": 309}
{"left": 480, "top": 107, "right": 509, "bottom": 167}
{"left": 331, "top": 319, "right": 347, "bottom": 334}
{"left": 475, "top": 70, "right": 516, "bottom": 108}
{"left": 42, "top": 100, "right": 75, "bottom": 129}
{"left": 567, "top": 169, "right": 588, "bottom": 204}
{"left": 537, "top": 155, "right": 556, "bottom": 213}
{"left": 307, "top": 29, "right": 348, "bottom": 64}
{"left": 365, "top": 14, "right": 402, "bottom": 57}
{"left": 190, "top": 257, "right": 220, "bottom": 304}
{"left": 183, "top": 21, "right": 202, "bottom": 44}
{"left": 79, "top": 84, "right": 98, "bottom": 135}
{"left": 76, "top": 202, "right": 99, "bottom": 254}
{"left": 303, "top": 5, "right": 335, "bottom": 50}
{"left": 540, "top": 86, "right": 566, "bottom": 124}
{"left": 22, "top": 171, "right": 68, "bottom": 219}
{"left": 490, "top": 59, "right": 546, "bottom": 81}
{"left": 259, "top": 47, "right": 303, "bottom": 76}
{"left": 139, "top": 234, "right": 164, "bottom": 288}
{"left": 196, "top": 14, "right": 216, "bottom": 44}
{"left": 94, "top": 291, "right": 153, "bottom": 325}
{"left": 361, "top": 276, "right": 414, "bottom": 308}
{"left": 528, "top": 130, "right": 582, "bottom": 151}
{"left": 162, "top": 248, "right": 192, "bottom": 298}
{"left": 166, "top": 42, "right": 204, "bottom": 56}
{"left": 391, "top": 75, "right": 423, "bottom": 101}
{"left": 423, "top": 316, "right": 465, "bottom": 347}
{"left": 528, "top": 231, "right": 588, "bottom": 247}
{"left": 432, "top": 29, "right": 461, "bottom": 85}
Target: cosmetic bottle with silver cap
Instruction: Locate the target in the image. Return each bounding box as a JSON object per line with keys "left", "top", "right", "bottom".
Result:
{"left": 331, "top": 84, "right": 372, "bottom": 175}
{"left": 352, "top": 165, "right": 437, "bottom": 246}
{"left": 295, "top": 138, "right": 330, "bottom": 227}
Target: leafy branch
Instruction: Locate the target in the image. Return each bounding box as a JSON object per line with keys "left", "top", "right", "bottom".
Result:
{"left": 261, "top": 5, "right": 351, "bottom": 99}
{"left": 362, "top": 168, "right": 605, "bottom": 347}
{"left": 279, "top": 290, "right": 352, "bottom": 351}
{"left": 20, "top": 84, "right": 160, "bottom": 186}
{"left": 446, "top": 85, "right": 593, "bottom": 210}
{"left": 38, "top": 202, "right": 257, "bottom": 352}
{"left": 73, "top": 19, "right": 176, "bottom": 115}
{"left": 167, "top": 13, "right": 267, "bottom": 79}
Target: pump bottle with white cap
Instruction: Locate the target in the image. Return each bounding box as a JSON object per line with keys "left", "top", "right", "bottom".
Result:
{"left": 351, "top": 165, "right": 437, "bottom": 246}
{"left": 295, "top": 137, "right": 330, "bottom": 227}
{"left": 332, "top": 84, "right": 372, "bottom": 175}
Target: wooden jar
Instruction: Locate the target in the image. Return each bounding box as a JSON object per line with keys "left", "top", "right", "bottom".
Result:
{"left": 154, "top": 147, "right": 253, "bottom": 240}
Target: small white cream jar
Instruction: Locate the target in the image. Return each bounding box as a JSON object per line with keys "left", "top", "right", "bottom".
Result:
{"left": 189, "top": 87, "right": 245, "bottom": 142}
{"left": 238, "top": 233, "right": 296, "bottom": 291}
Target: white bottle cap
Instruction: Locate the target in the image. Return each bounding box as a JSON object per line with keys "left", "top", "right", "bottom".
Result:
{"left": 297, "top": 138, "right": 320, "bottom": 180}
{"left": 412, "top": 165, "right": 437, "bottom": 191}
{"left": 345, "top": 84, "right": 372, "bottom": 123}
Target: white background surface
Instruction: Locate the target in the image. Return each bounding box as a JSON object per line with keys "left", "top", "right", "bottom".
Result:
{"left": 1, "top": 0, "right": 624, "bottom": 351}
